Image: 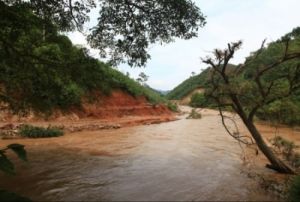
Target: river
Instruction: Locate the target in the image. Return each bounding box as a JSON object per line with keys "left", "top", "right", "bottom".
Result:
{"left": 0, "top": 108, "right": 274, "bottom": 201}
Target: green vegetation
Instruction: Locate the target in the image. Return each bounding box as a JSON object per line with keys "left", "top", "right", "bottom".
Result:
{"left": 256, "top": 98, "right": 300, "bottom": 126}
{"left": 167, "top": 102, "right": 179, "bottom": 112}
{"left": 202, "top": 27, "right": 300, "bottom": 173}
{"left": 166, "top": 69, "right": 210, "bottom": 100}
{"left": 0, "top": 1, "right": 203, "bottom": 201}
{"left": 0, "top": 3, "right": 166, "bottom": 115}
{"left": 242, "top": 27, "right": 300, "bottom": 126}
{"left": 19, "top": 125, "right": 64, "bottom": 138}
{"left": 2, "top": 1, "right": 205, "bottom": 67}
{"left": 167, "top": 65, "right": 236, "bottom": 100}
{"left": 107, "top": 69, "right": 166, "bottom": 105}
{"left": 270, "top": 136, "right": 300, "bottom": 167}
{"left": 169, "top": 28, "right": 300, "bottom": 127}
{"left": 288, "top": 175, "right": 300, "bottom": 202}
{"left": 189, "top": 93, "right": 210, "bottom": 108}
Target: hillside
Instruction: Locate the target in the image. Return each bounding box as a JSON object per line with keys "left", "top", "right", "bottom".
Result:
{"left": 167, "top": 64, "right": 237, "bottom": 100}
{"left": 0, "top": 4, "right": 168, "bottom": 118}
{"left": 166, "top": 69, "right": 210, "bottom": 100}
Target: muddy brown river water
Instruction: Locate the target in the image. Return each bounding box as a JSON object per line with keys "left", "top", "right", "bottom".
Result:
{"left": 0, "top": 108, "right": 275, "bottom": 201}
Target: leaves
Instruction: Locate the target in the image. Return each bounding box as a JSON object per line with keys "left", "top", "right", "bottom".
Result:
{"left": 87, "top": 0, "right": 206, "bottom": 66}
{"left": 7, "top": 144, "right": 27, "bottom": 162}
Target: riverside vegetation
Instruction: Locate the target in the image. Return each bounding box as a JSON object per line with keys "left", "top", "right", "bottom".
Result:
{"left": 2, "top": 0, "right": 300, "bottom": 201}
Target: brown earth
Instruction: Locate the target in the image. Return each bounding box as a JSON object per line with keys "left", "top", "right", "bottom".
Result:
{"left": 179, "top": 87, "right": 204, "bottom": 105}
{"left": 237, "top": 119, "right": 300, "bottom": 199}
{"left": 0, "top": 90, "right": 176, "bottom": 134}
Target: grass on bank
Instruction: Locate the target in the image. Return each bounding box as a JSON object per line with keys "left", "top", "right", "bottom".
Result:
{"left": 19, "top": 125, "right": 64, "bottom": 138}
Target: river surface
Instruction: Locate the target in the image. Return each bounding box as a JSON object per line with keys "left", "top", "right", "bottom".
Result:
{"left": 0, "top": 108, "right": 274, "bottom": 201}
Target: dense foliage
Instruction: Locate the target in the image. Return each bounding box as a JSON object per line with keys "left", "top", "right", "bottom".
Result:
{"left": 241, "top": 27, "right": 300, "bottom": 126}
{"left": 0, "top": 3, "right": 166, "bottom": 114}
{"left": 2, "top": 0, "right": 205, "bottom": 67}
{"left": 166, "top": 102, "right": 179, "bottom": 112}
{"left": 288, "top": 175, "right": 300, "bottom": 202}
{"left": 169, "top": 28, "right": 300, "bottom": 126}
{"left": 167, "top": 64, "right": 237, "bottom": 101}
{"left": 201, "top": 28, "right": 300, "bottom": 173}
{"left": 107, "top": 68, "right": 166, "bottom": 104}
{"left": 19, "top": 125, "right": 64, "bottom": 138}
{"left": 166, "top": 68, "right": 210, "bottom": 100}
{"left": 189, "top": 93, "right": 210, "bottom": 108}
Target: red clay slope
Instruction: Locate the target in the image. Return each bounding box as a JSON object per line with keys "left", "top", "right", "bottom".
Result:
{"left": 76, "top": 90, "right": 172, "bottom": 119}
{"left": 0, "top": 90, "right": 175, "bottom": 129}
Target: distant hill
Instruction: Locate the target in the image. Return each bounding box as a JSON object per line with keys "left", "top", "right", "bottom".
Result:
{"left": 166, "top": 64, "right": 236, "bottom": 100}
{"left": 166, "top": 68, "right": 210, "bottom": 100}
{"left": 143, "top": 85, "right": 170, "bottom": 96}
{"left": 157, "top": 90, "right": 171, "bottom": 96}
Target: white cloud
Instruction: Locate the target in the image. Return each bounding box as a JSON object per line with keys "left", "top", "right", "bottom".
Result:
{"left": 68, "top": 0, "right": 300, "bottom": 91}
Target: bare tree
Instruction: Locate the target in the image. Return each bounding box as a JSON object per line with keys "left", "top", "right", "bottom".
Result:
{"left": 202, "top": 40, "right": 300, "bottom": 174}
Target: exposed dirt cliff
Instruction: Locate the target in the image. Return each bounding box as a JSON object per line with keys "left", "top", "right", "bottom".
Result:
{"left": 0, "top": 90, "right": 176, "bottom": 133}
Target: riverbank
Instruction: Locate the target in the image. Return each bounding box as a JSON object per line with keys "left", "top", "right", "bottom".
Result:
{"left": 0, "top": 106, "right": 274, "bottom": 201}
{"left": 0, "top": 90, "right": 177, "bottom": 139}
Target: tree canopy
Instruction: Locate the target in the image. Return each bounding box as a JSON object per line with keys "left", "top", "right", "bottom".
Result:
{"left": 0, "top": 0, "right": 205, "bottom": 113}
{"left": 201, "top": 28, "right": 300, "bottom": 173}
{"left": 2, "top": 0, "right": 206, "bottom": 67}
{"left": 0, "top": 2, "right": 167, "bottom": 114}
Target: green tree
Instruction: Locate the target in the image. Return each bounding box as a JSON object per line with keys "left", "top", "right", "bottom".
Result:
{"left": 190, "top": 93, "right": 206, "bottom": 107}
{"left": 136, "top": 72, "right": 149, "bottom": 85}
{"left": 2, "top": 0, "right": 206, "bottom": 67}
{"left": 202, "top": 36, "right": 300, "bottom": 174}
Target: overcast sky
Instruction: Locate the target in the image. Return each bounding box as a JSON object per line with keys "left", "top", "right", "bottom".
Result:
{"left": 68, "top": 0, "right": 300, "bottom": 91}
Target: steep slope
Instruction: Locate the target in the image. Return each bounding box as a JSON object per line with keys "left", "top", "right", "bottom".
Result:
{"left": 166, "top": 68, "right": 210, "bottom": 100}
{"left": 167, "top": 64, "right": 237, "bottom": 101}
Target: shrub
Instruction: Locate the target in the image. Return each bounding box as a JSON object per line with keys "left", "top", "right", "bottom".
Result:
{"left": 189, "top": 92, "right": 214, "bottom": 108}
{"left": 256, "top": 99, "right": 300, "bottom": 126}
{"left": 187, "top": 109, "right": 202, "bottom": 119}
{"left": 270, "top": 136, "right": 300, "bottom": 167}
{"left": 288, "top": 175, "right": 300, "bottom": 202}
{"left": 190, "top": 93, "right": 206, "bottom": 107}
{"left": 19, "top": 125, "right": 64, "bottom": 138}
{"left": 167, "top": 102, "right": 179, "bottom": 112}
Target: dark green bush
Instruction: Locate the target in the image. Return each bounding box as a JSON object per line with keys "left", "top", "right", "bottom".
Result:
{"left": 190, "top": 93, "right": 206, "bottom": 107}
{"left": 288, "top": 175, "right": 300, "bottom": 202}
{"left": 19, "top": 125, "right": 64, "bottom": 138}
{"left": 167, "top": 102, "right": 179, "bottom": 112}
{"left": 256, "top": 99, "right": 300, "bottom": 126}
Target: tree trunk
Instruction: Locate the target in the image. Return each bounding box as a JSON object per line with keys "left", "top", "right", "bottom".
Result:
{"left": 241, "top": 117, "right": 295, "bottom": 174}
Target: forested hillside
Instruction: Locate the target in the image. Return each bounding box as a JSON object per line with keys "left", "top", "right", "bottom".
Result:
{"left": 0, "top": 2, "right": 165, "bottom": 115}
{"left": 166, "top": 68, "right": 210, "bottom": 100}
{"left": 168, "top": 28, "right": 300, "bottom": 126}
{"left": 167, "top": 64, "right": 236, "bottom": 100}
{"left": 242, "top": 27, "right": 300, "bottom": 126}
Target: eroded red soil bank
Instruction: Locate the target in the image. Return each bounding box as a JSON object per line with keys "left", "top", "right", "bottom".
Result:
{"left": 0, "top": 90, "right": 176, "bottom": 132}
